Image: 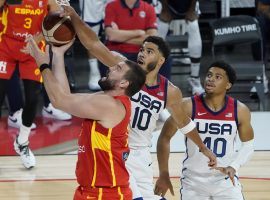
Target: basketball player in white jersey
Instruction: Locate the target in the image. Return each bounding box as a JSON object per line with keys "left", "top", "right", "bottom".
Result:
{"left": 155, "top": 61, "right": 254, "bottom": 199}
{"left": 59, "top": 6, "right": 217, "bottom": 200}
{"left": 79, "top": 0, "right": 106, "bottom": 90}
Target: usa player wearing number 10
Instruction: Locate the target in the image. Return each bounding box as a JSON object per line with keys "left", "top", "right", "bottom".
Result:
{"left": 156, "top": 61, "right": 254, "bottom": 200}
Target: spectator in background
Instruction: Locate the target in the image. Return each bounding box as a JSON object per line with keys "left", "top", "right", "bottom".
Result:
{"left": 101, "top": 0, "right": 158, "bottom": 76}
{"left": 257, "top": 0, "right": 269, "bottom": 93}
{"left": 79, "top": 0, "right": 106, "bottom": 91}
{"left": 159, "top": 0, "right": 205, "bottom": 95}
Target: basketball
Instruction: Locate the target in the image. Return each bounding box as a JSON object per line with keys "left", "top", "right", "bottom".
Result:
{"left": 42, "top": 12, "right": 75, "bottom": 46}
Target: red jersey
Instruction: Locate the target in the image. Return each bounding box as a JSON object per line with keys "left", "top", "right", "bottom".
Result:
{"left": 76, "top": 96, "right": 131, "bottom": 188}
{"left": 104, "top": 0, "right": 157, "bottom": 53}
{"left": 0, "top": 0, "right": 48, "bottom": 41}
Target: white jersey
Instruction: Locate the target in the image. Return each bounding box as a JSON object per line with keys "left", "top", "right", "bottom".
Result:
{"left": 128, "top": 74, "right": 168, "bottom": 148}
{"left": 183, "top": 94, "right": 239, "bottom": 175}
{"left": 79, "top": 0, "right": 106, "bottom": 23}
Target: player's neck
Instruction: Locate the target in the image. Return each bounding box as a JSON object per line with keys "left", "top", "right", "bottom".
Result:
{"left": 125, "top": 0, "right": 137, "bottom": 9}
{"left": 145, "top": 73, "right": 158, "bottom": 86}
{"left": 204, "top": 94, "right": 226, "bottom": 112}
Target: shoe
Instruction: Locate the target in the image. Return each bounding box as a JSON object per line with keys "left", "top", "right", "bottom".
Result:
{"left": 14, "top": 137, "right": 36, "bottom": 169}
{"left": 187, "top": 77, "right": 205, "bottom": 95}
{"left": 42, "top": 103, "right": 72, "bottom": 120}
{"left": 88, "top": 80, "right": 101, "bottom": 91}
{"left": 174, "top": 57, "right": 191, "bottom": 65}
{"left": 8, "top": 109, "right": 37, "bottom": 130}
{"left": 250, "top": 76, "right": 269, "bottom": 98}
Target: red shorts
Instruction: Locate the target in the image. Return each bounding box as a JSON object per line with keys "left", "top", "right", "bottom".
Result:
{"left": 73, "top": 186, "right": 132, "bottom": 200}
{"left": 0, "top": 35, "right": 44, "bottom": 82}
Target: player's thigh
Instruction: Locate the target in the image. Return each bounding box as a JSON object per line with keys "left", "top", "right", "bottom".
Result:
{"left": 126, "top": 149, "right": 153, "bottom": 181}
{"left": 212, "top": 178, "right": 244, "bottom": 200}
{"left": 0, "top": 42, "right": 16, "bottom": 80}
{"left": 19, "top": 57, "right": 42, "bottom": 82}
{"left": 180, "top": 186, "right": 210, "bottom": 200}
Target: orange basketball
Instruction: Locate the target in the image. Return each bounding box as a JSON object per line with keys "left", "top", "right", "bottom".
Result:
{"left": 42, "top": 12, "right": 75, "bottom": 46}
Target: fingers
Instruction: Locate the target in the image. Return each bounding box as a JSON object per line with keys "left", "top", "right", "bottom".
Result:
{"left": 169, "top": 185, "right": 175, "bottom": 196}
{"left": 154, "top": 185, "right": 166, "bottom": 197}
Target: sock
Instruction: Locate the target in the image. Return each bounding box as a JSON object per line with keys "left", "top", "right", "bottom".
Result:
{"left": 17, "top": 124, "right": 31, "bottom": 145}
{"left": 190, "top": 62, "right": 200, "bottom": 77}
{"left": 88, "top": 58, "right": 100, "bottom": 78}
{"left": 157, "top": 18, "right": 170, "bottom": 39}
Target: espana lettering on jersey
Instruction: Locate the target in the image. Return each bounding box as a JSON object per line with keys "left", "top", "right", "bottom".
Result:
{"left": 196, "top": 122, "right": 233, "bottom": 135}
{"left": 214, "top": 24, "right": 257, "bottom": 36}
{"left": 15, "top": 8, "right": 44, "bottom": 15}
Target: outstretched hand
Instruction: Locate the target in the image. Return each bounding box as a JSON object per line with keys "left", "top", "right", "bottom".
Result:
{"left": 23, "top": 35, "right": 50, "bottom": 67}
{"left": 211, "top": 166, "right": 236, "bottom": 186}
{"left": 154, "top": 173, "right": 174, "bottom": 197}
{"left": 200, "top": 146, "right": 217, "bottom": 167}
{"left": 59, "top": 5, "right": 76, "bottom": 18}
{"left": 51, "top": 38, "right": 75, "bottom": 55}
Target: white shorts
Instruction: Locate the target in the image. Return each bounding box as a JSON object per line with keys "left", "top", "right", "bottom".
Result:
{"left": 126, "top": 147, "right": 163, "bottom": 200}
{"left": 181, "top": 169, "right": 244, "bottom": 200}
{"left": 79, "top": 0, "right": 105, "bottom": 24}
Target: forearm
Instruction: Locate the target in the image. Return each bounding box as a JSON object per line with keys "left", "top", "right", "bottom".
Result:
{"left": 157, "top": 137, "right": 171, "bottom": 176}
{"left": 51, "top": 52, "right": 70, "bottom": 94}
{"left": 157, "top": 117, "right": 178, "bottom": 176}
{"left": 42, "top": 68, "right": 67, "bottom": 109}
{"left": 106, "top": 29, "right": 143, "bottom": 43}
{"left": 69, "top": 13, "right": 120, "bottom": 67}
{"left": 126, "top": 29, "right": 157, "bottom": 45}
{"left": 185, "top": 128, "right": 205, "bottom": 150}
{"left": 229, "top": 139, "right": 254, "bottom": 171}
{"left": 70, "top": 12, "right": 99, "bottom": 51}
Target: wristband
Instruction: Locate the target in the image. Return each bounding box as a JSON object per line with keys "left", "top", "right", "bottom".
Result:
{"left": 39, "top": 63, "right": 50, "bottom": 72}
{"left": 179, "top": 119, "right": 196, "bottom": 135}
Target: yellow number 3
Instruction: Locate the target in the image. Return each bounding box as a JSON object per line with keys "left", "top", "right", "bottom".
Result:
{"left": 24, "top": 18, "right": 32, "bottom": 29}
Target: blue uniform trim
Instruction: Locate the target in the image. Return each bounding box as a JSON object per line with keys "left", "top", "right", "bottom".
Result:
{"left": 234, "top": 98, "right": 239, "bottom": 127}
{"left": 133, "top": 198, "right": 143, "bottom": 200}
{"left": 191, "top": 96, "right": 196, "bottom": 120}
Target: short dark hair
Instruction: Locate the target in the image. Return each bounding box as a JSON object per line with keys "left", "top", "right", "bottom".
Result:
{"left": 124, "top": 60, "right": 146, "bottom": 97}
{"left": 207, "top": 60, "right": 237, "bottom": 85}
{"left": 143, "top": 36, "right": 170, "bottom": 60}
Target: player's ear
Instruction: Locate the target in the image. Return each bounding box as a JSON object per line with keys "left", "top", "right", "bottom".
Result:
{"left": 226, "top": 82, "right": 232, "bottom": 90}
{"left": 120, "top": 79, "right": 129, "bottom": 89}
{"left": 158, "top": 56, "right": 165, "bottom": 67}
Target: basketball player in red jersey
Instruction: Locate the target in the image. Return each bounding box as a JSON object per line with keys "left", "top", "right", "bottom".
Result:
{"left": 0, "top": 0, "right": 60, "bottom": 169}
{"left": 155, "top": 61, "right": 254, "bottom": 199}
{"left": 24, "top": 35, "right": 146, "bottom": 199}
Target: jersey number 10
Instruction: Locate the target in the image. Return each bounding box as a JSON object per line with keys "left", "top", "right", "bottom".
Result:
{"left": 203, "top": 137, "right": 227, "bottom": 157}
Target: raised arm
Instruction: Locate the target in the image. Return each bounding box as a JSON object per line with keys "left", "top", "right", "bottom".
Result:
{"left": 25, "top": 36, "right": 126, "bottom": 128}
{"left": 61, "top": 6, "right": 124, "bottom": 67}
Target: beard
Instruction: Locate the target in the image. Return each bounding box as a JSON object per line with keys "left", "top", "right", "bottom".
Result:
{"left": 98, "top": 77, "right": 115, "bottom": 91}
{"left": 146, "top": 60, "right": 158, "bottom": 72}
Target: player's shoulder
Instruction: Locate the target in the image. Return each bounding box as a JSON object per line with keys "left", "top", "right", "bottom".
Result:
{"left": 236, "top": 99, "right": 251, "bottom": 117}
{"left": 166, "top": 81, "right": 183, "bottom": 104}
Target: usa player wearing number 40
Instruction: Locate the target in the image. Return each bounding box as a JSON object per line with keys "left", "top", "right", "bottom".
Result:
{"left": 156, "top": 60, "right": 255, "bottom": 200}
